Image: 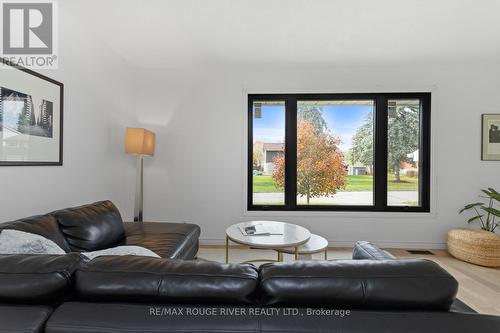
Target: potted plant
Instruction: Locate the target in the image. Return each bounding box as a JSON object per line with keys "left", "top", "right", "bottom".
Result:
{"left": 448, "top": 188, "right": 500, "bottom": 267}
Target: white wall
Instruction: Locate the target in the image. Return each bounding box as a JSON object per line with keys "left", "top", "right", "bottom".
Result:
{"left": 0, "top": 6, "right": 136, "bottom": 221}
{"left": 1, "top": 5, "right": 498, "bottom": 249}
{"left": 132, "top": 61, "right": 500, "bottom": 249}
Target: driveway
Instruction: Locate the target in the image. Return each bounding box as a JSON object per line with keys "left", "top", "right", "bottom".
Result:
{"left": 253, "top": 191, "right": 418, "bottom": 206}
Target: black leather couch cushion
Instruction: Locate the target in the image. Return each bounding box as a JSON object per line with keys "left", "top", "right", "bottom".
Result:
{"left": 123, "top": 222, "right": 200, "bottom": 259}
{"left": 259, "top": 309, "right": 500, "bottom": 333}
{"left": 0, "top": 305, "right": 52, "bottom": 333}
{"left": 0, "top": 254, "right": 82, "bottom": 304}
{"left": 55, "top": 201, "right": 125, "bottom": 251}
{"left": 46, "top": 302, "right": 262, "bottom": 333}
{"left": 75, "top": 256, "right": 258, "bottom": 304}
{"left": 45, "top": 303, "right": 500, "bottom": 333}
{"left": 352, "top": 241, "right": 396, "bottom": 260}
{"left": 259, "top": 259, "right": 458, "bottom": 310}
{"left": 0, "top": 214, "right": 70, "bottom": 252}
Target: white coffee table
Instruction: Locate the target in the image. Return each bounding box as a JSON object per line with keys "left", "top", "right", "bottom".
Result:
{"left": 225, "top": 221, "right": 311, "bottom": 263}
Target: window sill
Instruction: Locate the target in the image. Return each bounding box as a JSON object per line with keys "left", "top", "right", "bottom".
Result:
{"left": 242, "top": 209, "right": 436, "bottom": 219}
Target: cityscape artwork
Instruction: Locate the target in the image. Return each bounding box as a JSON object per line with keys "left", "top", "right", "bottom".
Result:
{"left": 0, "top": 58, "right": 63, "bottom": 165}
{"left": 0, "top": 87, "right": 54, "bottom": 138}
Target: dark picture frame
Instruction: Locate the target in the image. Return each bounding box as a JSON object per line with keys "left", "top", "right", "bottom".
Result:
{"left": 0, "top": 57, "right": 63, "bottom": 166}
{"left": 481, "top": 114, "right": 500, "bottom": 161}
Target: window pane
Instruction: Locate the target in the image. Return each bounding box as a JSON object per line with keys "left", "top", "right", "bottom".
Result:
{"left": 297, "top": 100, "right": 374, "bottom": 206}
{"left": 387, "top": 99, "right": 421, "bottom": 206}
{"left": 252, "top": 101, "right": 285, "bottom": 206}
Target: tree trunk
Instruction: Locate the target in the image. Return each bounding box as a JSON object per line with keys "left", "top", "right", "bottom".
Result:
{"left": 306, "top": 187, "right": 310, "bottom": 205}
{"left": 394, "top": 166, "right": 401, "bottom": 182}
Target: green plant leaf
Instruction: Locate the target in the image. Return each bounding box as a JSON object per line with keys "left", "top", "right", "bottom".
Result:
{"left": 486, "top": 188, "right": 500, "bottom": 202}
{"left": 481, "top": 206, "right": 500, "bottom": 218}
{"left": 467, "top": 215, "right": 483, "bottom": 224}
{"left": 481, "top": 189, "right": 492, "bottom": 196}
{"left": 460, "top": 202, "right": 484, "bottom": 213}
{"left": 488, "top": 187, "right": 499, "bottom": 194}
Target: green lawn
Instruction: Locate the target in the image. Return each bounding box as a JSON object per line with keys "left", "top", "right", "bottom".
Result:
{"left": 387, "top": 174, "right": 419, "bottom": 191}
{"left": 343, "top": 175, "right": 373, "bottom": 191}
{"left": 253, "top": 175, "right": 283, "bottom": 193}
{"left": 253, "top": 175, "right": 417, "bottom": 193}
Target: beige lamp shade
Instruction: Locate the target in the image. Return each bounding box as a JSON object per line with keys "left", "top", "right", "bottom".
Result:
{"left": 125, "top": 128, "right": 156, "bottom": 156}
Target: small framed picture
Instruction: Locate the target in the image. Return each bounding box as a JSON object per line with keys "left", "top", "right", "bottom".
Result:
{"left": 0, "top": 58, "right": 63, "bottom": 166}
{"left": 482, "top": 114, "right": 500, "bottom": 161}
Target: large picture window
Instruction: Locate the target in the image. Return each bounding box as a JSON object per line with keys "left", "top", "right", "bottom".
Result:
{"left": 248, "top": 93, "right": 431, "bottom": 212}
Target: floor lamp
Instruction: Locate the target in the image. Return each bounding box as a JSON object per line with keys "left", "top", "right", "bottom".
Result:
{"left": 125, "top": 128, "right": 156, "bottom": 222}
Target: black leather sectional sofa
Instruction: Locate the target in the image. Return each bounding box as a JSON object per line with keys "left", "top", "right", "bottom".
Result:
{"left": 0, "top": 201, "right": 200, "bottom": 260}
{"left": 0, "top": 201, "right": 499, "bottom": 333}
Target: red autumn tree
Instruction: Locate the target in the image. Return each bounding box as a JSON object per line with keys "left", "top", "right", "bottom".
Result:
{"left": 273, "top": 120, "right": 347, "bottom": 204}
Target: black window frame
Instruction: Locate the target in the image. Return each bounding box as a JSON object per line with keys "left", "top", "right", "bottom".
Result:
{"left": 247, "top": 92, "right": 431, "bottom": 213}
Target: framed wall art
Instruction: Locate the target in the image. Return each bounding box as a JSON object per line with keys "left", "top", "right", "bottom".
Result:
{"left": 0, "top": 58, "right": 63, "bottom": 166}
{"left": 482, "top": 114, "right": 500, "bottom": 161}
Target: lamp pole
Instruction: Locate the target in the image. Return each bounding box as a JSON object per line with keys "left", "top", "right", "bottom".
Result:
{"left": 134, "top": 154, "right": 144, "bottom": 222}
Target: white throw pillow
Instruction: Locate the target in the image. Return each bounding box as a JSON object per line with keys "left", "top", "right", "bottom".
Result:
{"left": 0, "top": 229, "right": 66, "bottom": 255}
{"left": 81, "top": 246, "right": 160, "bottom": 260}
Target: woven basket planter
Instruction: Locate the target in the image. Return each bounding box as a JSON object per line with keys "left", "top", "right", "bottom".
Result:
{"left": 447, "top": 228, "right": 500, "bottom": 267}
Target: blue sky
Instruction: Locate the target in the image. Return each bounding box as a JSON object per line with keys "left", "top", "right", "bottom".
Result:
{"left": 322, "top": 105, "right": 373, "bottom": 151}
{"left": 253, "top": 105, "right": 286, "bottom": 143}
{"left": 253, "top": 104, "right": 373, "bottom": 152}
{"left": 2, "top": 101, "right": 24, "bottom": 128}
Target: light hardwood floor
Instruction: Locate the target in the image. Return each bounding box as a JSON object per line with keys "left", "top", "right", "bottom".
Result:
{"left": 198, "top": 246, "right": 500, "bottom": 316}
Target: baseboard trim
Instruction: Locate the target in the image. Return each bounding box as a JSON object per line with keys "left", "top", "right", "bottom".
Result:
{"left": 200, "top": 238, "right": 446, "bottom": 250}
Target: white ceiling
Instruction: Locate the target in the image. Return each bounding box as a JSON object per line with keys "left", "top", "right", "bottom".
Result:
{"left": 63, "top": 0, "right": 500, "bottom": 68}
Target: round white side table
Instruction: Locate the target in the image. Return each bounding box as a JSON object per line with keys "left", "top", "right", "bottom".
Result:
{"left": 225, "top": 221, "right": 311, "bottom": 263}
{"left": 276, "top": 234, "right": 329, "bottom": 261}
